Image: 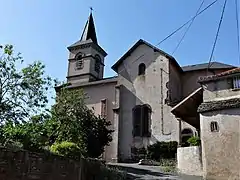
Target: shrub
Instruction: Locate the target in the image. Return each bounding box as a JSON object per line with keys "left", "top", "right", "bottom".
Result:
{"left": 187, "top": 136, "right": 201, "bottom": 146}
{"left": 131, "top": 147, "right": 147, "bottom": 162}
{"left": 147, "top": 141, "right": 178, "bottom": 161}
{"left": 50, "top": 141, "right": 81, "bottom": 160}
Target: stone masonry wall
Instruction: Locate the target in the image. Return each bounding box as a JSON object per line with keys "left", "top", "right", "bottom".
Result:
{"left": 177, "top": 146, "right": 203, "bottom": 177}
{"left": 0, "top": 147, "right": 102, "bottom": 180}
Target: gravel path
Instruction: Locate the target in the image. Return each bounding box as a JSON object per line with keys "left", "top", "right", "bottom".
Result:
{"left": 107, "top": 163, "right": 203, "bottom": 180}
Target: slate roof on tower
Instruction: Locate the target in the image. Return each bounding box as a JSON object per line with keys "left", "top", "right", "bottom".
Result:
{"left": 68, "top": 12, "right": 98, "bottom": 48}
{"left": 67, "top": 12, "right": 107, "bottom": 56}
{"left": 80, "top": 12, "right": 98, "bottom": 44}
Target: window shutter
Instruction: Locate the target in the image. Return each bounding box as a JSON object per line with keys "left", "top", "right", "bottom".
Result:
{"left": 133, "top": 107, "right": 141, "bottom": 137}
{"left": 142, "top": 106, "right": 150, "bottom": 137}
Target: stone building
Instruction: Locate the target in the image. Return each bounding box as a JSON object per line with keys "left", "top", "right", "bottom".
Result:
{"left": 63, "top": 13, "right": 236, "bottom": 162}
{"left": 175, "top": 68, "right": 240, "bottom": 179}
{"left": 197, "top": 68, "right": 240, "bottom": 180}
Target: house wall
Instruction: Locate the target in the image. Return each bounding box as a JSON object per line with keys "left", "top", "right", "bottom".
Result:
{"left": 181, "top": 69, "right": 229, "bottom": 98}
{"left": 182, "top": 70, "right": 212, "bottom": 98}
{"left": 169, "top": 61, "right": 182, "bottom": 103}
{"left": 179, "top": 69, "right": 230, "bottom": 136}
{"left": 200, "top": 109, "right": 240, "bottom": 180}
{"left": 116, "top": 44, "right": 180, "bottom": 161}
{"left": 81, "top": 81, "right": 118, "bottom": 162}
{"left": 203, "top": 78, "right": 240, "bottom": 102}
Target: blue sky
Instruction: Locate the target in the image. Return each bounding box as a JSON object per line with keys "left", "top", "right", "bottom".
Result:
{"left": 0, "top": 0, "right": 239, "bottom": 82}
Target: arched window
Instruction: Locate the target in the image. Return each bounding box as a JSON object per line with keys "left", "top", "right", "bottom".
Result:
{"left": 76, "top": 53, "right": 84, "bottom": 69}
{"left": 133, "top": 105, "right": 142, "bottom": 137}
{"left": 182, "top": 129, "right": 193, "bottom": 135}
{"left": 132, "top": 104, "right": 151, "bottom": 137}
{"left": 181, "top": 128, "right": 193, "bottom": 147}
{"left": 138, "top": 63, "right": 146, "bottom": 75}
{"left": 95, "top": 55, "right": 101, "bottom": 73}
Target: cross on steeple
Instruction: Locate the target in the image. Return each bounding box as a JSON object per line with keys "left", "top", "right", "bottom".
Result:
{"left": 89, "top": 6, "right": 93, "bottom": 12}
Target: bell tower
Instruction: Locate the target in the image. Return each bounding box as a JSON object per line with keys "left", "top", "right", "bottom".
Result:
{"left": 67, "top": 12, "right": 107, "bottom": 84}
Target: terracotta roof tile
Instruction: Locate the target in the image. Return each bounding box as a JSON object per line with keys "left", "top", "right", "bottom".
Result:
{"left": 198, "top": 67, "right": 240, "bottom": 83}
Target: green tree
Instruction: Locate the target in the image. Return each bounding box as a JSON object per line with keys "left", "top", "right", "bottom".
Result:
{"left": 0, "top": 114, "right": 51, "bottom": 152}
{"left": 52, "top": 87, "right": 113, "bottom": 158}
{"left": 0, "top": 45, "right": 55, "bottom": 123}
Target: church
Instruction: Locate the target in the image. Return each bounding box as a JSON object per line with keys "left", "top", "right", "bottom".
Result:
{"left": 63, "top": 12, "right": 236, "bottom": 162}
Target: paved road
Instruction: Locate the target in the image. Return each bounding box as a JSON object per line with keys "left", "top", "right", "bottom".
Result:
{"left": 107, "top": 163, "right": 203, "bottom": 180}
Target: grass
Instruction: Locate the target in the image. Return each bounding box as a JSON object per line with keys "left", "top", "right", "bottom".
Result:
{"left": 97, "top": 166, "right": 127, "bottom": 180}
{"left": 158, "top": 158, "right": 177, "bottom": 174}
{"left": 162, "top": 166, "right": 177, "bottom": 173}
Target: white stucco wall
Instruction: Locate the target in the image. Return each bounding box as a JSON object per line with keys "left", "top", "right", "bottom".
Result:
{"left": 200, "top": 109, "right": 240, "bottom": 180}
{"left": 177, "top": 146, "right": 202, "bottom": 177}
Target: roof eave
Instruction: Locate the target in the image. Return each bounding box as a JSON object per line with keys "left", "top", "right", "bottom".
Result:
{"left": 67, "top": 41, "right": 107, "bottom": 57}
{"left": 198, "top": 69, "right": 240, "bottom": 84}
{"left": 111, "top": 39, "right": 183, "bottom": 73}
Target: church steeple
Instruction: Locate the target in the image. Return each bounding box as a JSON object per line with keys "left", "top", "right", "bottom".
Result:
{"left": 80, "top": 12, "right": 98, "bottom": 44}
{"left": 67, "top": 12, "right": 107, "bottom": 84}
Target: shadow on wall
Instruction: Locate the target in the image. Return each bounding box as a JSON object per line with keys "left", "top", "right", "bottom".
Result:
{"left": 118, "top": 85, "right": 172, "bottom": 162}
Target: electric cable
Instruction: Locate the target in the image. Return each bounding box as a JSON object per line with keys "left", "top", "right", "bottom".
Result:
{"left": 172, "top": 0, "right": 205, "bottom": 55}
{"left": 207, "top": 0, "right": 227, "bottom": 71}
{"left": 156, "top": 0, "right": 220, "bottom": 46}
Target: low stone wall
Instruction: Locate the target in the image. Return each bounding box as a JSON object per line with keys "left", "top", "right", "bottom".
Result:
{"left": 0, "top": 146, "right": 103, "bottom": 180}
{"left": 177, "top": 146, "right": 202, "bottom": 177}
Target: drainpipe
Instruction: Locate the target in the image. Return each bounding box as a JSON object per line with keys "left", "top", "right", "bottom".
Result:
{"left": 160, "top": 68, "right": 171, "bottom": 135}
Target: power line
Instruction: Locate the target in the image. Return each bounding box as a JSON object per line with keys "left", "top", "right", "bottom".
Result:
{"left": 156, "top": 0, "right": 219, "bottom": 46}
{"left": 116, "top": 0, "right": 220, "bottom": 75}
{"left": 172, "top": 0, "right": 205, "bottom": 55}
{"left": 235, "top": 0, "right": 240, "bottom": 65}
{"left": 207, "top": 0, "right": 227, "bottom": 71}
